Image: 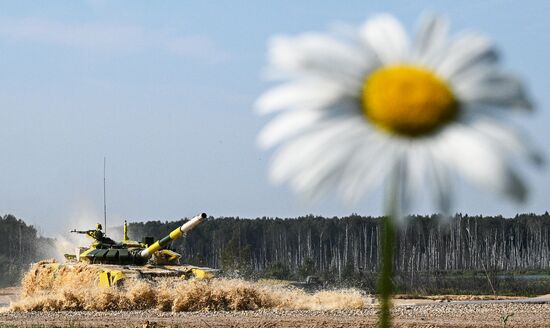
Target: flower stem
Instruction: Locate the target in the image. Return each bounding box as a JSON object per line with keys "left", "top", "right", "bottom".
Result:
{"left": 379, "top": 163, "right": 400, "bottom": 328}
{"left": 378, "top": 214, "right": 395, "bottom": 328}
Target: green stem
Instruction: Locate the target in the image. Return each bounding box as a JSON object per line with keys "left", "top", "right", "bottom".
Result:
{"left": 378, "top": 164, "right": 400, "bottom": 328}
{"left": 378, "top": 215, "right": 395, "bottom": 328}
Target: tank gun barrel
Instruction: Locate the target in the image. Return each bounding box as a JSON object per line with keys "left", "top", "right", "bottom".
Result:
{"left": 139, "top": 213, "right": 207, "bottom": 258}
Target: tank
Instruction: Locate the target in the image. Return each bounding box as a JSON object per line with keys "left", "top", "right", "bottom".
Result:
{"left": 54, "top": 212, "right": 218, "bottom": 287}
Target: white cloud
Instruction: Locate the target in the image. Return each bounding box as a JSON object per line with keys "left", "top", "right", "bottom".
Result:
{"left": 0, "top": 16, "right": 230, "bottom": 62}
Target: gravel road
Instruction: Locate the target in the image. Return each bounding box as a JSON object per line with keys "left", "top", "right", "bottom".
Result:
{"left": 1, "top": 302, "right": 549, "bottom": 327}
{"left": 2, "top": 287, "right": 549, "bottom": 327}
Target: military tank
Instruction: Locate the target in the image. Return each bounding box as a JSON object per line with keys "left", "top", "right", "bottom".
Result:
{"left": 54, "top": 212, "right": 218, "bottom": 287}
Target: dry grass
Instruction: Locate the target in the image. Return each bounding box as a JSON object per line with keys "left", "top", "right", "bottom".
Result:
{"left": 11, "top": 261, "right": 370, "bottom": 312}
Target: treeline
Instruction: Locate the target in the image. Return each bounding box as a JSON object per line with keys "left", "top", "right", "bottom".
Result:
{"left": 127, "top": 213, "right": 550, "bottom": 293}
{"left": 0, "top": 214, "right": 55, "bottom": 287}
{"left": 2, "top": 213, "right": 549, "bottom": 293}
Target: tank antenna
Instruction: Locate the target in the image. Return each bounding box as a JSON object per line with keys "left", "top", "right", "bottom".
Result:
{"left": 103, "top": 156, "right": 107, "bottom": 235}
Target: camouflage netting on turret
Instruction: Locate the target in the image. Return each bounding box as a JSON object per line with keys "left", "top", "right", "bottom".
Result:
{"left": 11, "top": 260, "right": 369, "bottom": 312}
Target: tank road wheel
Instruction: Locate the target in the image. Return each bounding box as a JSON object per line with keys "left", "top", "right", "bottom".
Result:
{"left": 98, "top": 270, "right": 125, "bottom": 287}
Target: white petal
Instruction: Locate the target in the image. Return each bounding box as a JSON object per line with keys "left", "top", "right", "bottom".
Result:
{"left": 438, "top": 125, "right": 527, "bottom": 202}
{"left": 257, "top": 109, "right": 326, "bottom": 150}
{"left": 397, "top": 139, "right": 455, "bottom": 218}
{"left": 359, "top": 14, "right": 410, "bottom": 64}
{"left": 402, "top": 142, "right": 430, "bottom": 209}
{"left": 412, "top": 14, "right": 449, "bottom": 66}
{"left": 427, "top": 142, "right": 453, "bottom": 214}
{"left": 269, "top": 118, "right": 358, "bottom": 184}
{"left": 258, "top": 98, "right": 359, "bottom": 149}
{"left": 298, "top": 167, "right": 347, "bottom": 203}
{"left": 267, "top": 33, "right": 369, "bottom": 87}
{"left": 467, "top": 115, "right": 543, "bottom": 165}
{"left": 454, "top": 69, "right": 533, "bottom": 110}
{"left": 255, "top": 79, "right": 347, "bottom": 115}
{"left": 339, "top": 134, "right": 398, "bottom": 204}
{"left": 288, "top": 120, "right": 369, "bottom": 200}
{"left": 291, "top": 132, "right": 362, "bottom": 194}
{"left": 436, "top": 33, "right": 498, "bottom": 80}
{"left": 269, "top": 133, "right": 322, "bottom": 185}
{"left": 391, "top": 153, "right": 409, "bottom": 224}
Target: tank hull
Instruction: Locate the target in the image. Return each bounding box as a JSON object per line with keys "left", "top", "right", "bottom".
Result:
{"left": 96, "top": 263, "right": 218, "bottom": 287}
{"left": 28, "top": 259, "right": 218, "bottom": 290}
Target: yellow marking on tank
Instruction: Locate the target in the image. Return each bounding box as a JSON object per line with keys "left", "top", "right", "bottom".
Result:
{"left": 169, "top": 228, "right": 184, "bottom": 239}
{"left": 79, "top": 247, "right": 96, "bottom": 261}
{"left": 191, "top": 268, "right": 216, "bottom": 280}
{"left": 98, "top": 270, "right": 125, "bottom": 288}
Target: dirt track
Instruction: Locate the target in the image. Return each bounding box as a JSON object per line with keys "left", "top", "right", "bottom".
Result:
{"left": 1, "top": 303, "right": 549, "bottom": 327}
{"left": 1, "top": 288, "right": 549, "bottom": 327}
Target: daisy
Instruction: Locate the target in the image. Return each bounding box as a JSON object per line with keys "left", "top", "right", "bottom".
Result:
{"left": 256, "top": 14, "right": 540, "bottom": 220}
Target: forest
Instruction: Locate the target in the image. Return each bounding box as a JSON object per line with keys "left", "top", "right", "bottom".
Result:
{"left": 1, "top": 213, "right": 549, "bottom": 294}
{"left": 128, "top": 212, "right": 550, "bottom": 294}
{"left": 0, "top": 215, "right": 55, "bottom": 287}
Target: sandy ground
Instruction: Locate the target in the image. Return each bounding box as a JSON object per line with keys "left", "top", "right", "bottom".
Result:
{"left": 1, "top": 288, "right": 549, "bottom": 327}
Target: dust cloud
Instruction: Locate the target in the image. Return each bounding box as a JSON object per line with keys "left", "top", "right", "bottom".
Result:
{"left": 11, "top": 260, "right": 370, "bottom": 312}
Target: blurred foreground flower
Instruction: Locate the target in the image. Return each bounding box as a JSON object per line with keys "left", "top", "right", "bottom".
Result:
{"left": 256, "top": 13, "right": 541, "bottom": 328}
{"left": 256, "top": 14, "right": 540, "bottom": 220}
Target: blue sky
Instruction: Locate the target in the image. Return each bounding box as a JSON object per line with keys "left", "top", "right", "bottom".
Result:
{"left": 1, "top": 1, "right": 550, "bottom": 235}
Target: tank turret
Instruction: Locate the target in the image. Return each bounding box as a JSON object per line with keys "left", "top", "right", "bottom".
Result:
{"left": 67, "top": 213, "right": 208, "bottom": 266}
{"left": 60, "top": 212, "right": 217, "bottom": 287}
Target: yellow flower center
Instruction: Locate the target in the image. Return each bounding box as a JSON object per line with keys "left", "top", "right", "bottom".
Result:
{"left": 361, "top": 65, "right": 458, "bottom": 137}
